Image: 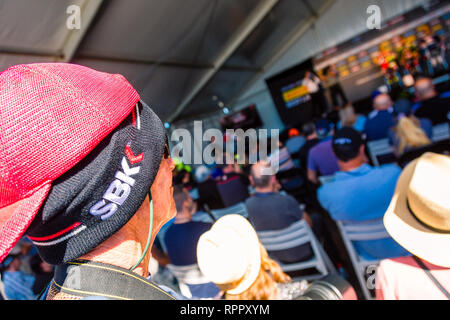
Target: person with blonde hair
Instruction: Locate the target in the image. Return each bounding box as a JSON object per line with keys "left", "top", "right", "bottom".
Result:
{"left": 337, "top": 104, "right": 367, "bottom": 132}
{"left": 389, "top": 98, "right": 433, "bottom": 157}
{"left": 196, "top": 215, "right": 308, "bottom": 300}
{"left": 393, "top": 116, "right": 431, "bottom": 156}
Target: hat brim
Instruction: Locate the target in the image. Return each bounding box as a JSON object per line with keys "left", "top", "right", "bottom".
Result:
{"left": 216, "top": 215, "right": 261, "bottom": 295}
{"left": 384, "top": 158, "right": 450, "bottom": 268}
{"left": 0, "top": 183, "right": 51, "bottom": 262}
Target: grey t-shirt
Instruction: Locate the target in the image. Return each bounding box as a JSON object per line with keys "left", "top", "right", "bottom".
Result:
{"left": 245, "top": 193, "right": 313, "bottom": 263}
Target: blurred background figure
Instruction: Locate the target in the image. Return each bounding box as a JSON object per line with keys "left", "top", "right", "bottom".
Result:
{"left": 364, "top": 93, "right": 395, "bottom": 141}
{"left": 337, "top": 104, "right": 367, "bottom": 132}
{"left": 197, "top": 215, "right": 309, "bottom": 300}
{"left": 323, "top": 64, "right": 348, "bottom": 109}
{"left": 0, "top": 247, "right": 36, "bottom": 300}
{"left": 246, "top": 161, "right": 317, "bottom": 268}
{"left": 318, "top": 128, "right": 410, "bottom": 261}
{"left": 389, "top": 98, "right": 432, "bottom": 157}
{"left": 412, "top": 77, "right": 450, "bottom": 125}
{"left": 307, "top": 119, "right": 339, "bottom": 184}
{"left": 163, "top": 185, "right": 220, "bottom": 299}
{"left": 285, "top": 128, "right": 306, "bottom": 155}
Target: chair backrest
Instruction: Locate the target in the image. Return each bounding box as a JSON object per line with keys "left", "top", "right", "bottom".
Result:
{"left": 216, "top": 176, "right": 249, "bottom": 207}
{"left": 166, "top": 264, "right": 212, "bottom": 299}
{"left": 367, "top": 138, "right": 394, "bottom": 166}
{"left": 337, "top": 219, "right": 390, "bottom": 242}
{"left": 166, "top": 264, "right": 210, "bottom": 286}
{"left": 210, "top": 202, "right": 248, "bottom": 220}
{"left": 336, "top": 219, "right": 391, "bottom": 300}
{"left": 257, "top": 219, "right": 335, "bottom": 280}
{"left": 398, "top": 139, "right": 450, "bottom": 168}
{"left": 0, "top": 274, "right": 8, "bottom": 300}
{"left": 319, "top": 175, "right": 334, "bottom": 185}
{"left": 431, "top": 123, "right": 450, "bottom": 142}
{"left": 257, "top": 219, "right": 313, "bottom": 252}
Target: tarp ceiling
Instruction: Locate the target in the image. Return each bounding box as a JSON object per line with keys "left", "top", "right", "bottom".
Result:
{"left": 0, "top": 0, "right": 429, "bottom": 125}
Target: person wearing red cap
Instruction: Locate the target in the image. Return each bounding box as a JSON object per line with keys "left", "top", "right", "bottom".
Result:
{"left": 0, "top": 63, "right": 177, "bottom": 300}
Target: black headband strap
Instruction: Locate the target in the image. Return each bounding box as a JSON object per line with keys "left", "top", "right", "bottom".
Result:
{"left": 406, "top": 198, "right": 450, "bottom": 234}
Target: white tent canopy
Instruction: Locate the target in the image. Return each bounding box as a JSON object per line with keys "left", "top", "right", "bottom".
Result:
{"left": 0, "top": 0, "right": 430, "bottom": 127}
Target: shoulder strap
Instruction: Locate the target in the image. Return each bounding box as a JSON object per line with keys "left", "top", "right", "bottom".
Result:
{"left": 413, "top": 256, "right": 450, "bottom": 299}
{"left": 53, "top": 260, "right": 175, "bottom": 300}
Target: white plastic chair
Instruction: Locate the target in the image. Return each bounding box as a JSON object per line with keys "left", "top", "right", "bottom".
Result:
{"left": 210, "top": 202, "right": 248, "bottom": 220}
{"left": 0, "top": 274, "right": 8, "bottom": 300}
{"left": 257, "top": 220, "right": 336, "bottom": 282}
{"left": 166, "top": 264, "right": 212, "bottom": 299}
{"left": 367, "top": 138, "right": 393, "bottom": 166}
{"left": 431, "top": 123, "right": 450, "bottom": 142}
{"left": 336, "top": 219, "right": 391, "bottom": 300}
{"left": 319, "top": 175, "right": 334, "bottom": 185}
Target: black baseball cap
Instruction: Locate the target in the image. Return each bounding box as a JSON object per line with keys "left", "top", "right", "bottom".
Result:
{"left": 332, "top": 127, "right": 364, "bottom": 162}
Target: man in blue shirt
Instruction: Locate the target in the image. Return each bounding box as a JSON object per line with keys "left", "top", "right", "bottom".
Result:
{"left": 1, "top": 254, "right": 36, "bottom": 300}
{"left": 364, "top": 93, "right": 395, "bottom": 141}
{"left": 317, "top": 127, "right": 410, "bottom": 260}
{"left": 163, "top": 185, "right": 220, "bottom": 299}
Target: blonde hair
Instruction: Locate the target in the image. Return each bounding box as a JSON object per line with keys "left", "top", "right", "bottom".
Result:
{"left": 394, "top": 116, "right": 431, "bottom": 155}
{"left": 225, "top": 244, "right": 291, "bottom": 300}
{"left": 339, "top": 105, "right": 357, "bottom": 127}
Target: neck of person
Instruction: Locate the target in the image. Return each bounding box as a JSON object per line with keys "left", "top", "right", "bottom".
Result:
{"left": 174, "top": 211, "right": 192, "bottom": 224}
{"left": 338, "top": 157, "right": 365, "bottom": 172}
{"left": 255, "top": 185, "right": 276, "bottom": 194}
{"left": 307, "top": 133, "right": 318, "bottom": 140}
{"left": 77, "top": 199, "right": 154, "bottom": 279}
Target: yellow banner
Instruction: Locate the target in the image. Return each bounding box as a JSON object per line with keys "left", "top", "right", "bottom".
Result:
{"left": 282, "top": 85, "right": 309, "bottom": 102}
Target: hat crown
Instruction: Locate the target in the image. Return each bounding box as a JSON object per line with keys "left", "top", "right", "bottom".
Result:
{"left": 0, "top": 63, "right": 140, "bottom": 208}
{"left": 197, "top": 214, "right": 261, "bottom": 294}
{"left": 197, "top": 227, "right": 250, "bottom": 285}
{"left": 407, "top": 153, "right": 450, "bottom": 232}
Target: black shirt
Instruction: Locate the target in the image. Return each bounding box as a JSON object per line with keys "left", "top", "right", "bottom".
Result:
{"left": 297, "top": 138, "right": 320, "bottom": 170}
{"left": 414, "top": 96, "right": 450, "bottom": 125}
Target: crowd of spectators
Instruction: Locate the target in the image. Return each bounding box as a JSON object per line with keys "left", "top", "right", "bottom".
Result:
{"left": 154, "top": 76, "right": 449, "bottom": 300}
{"left": 0, "top": 65, "right": 448, "bottom": 301}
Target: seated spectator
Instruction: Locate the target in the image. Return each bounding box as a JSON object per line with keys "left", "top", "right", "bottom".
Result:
{"left": 194, "top": 165, "right": 224, "bottom": 210}
{"left": 215, "top": 156, "right": 250, "bottom": 207}
{"left": 389, "top": 99, "right": 432, "bottom": 157}
{"left": 285, "top": 128, "right": 306, "bottom": 155}
{"left": 364, "top": 93, "right": 395, "bottom": 141}
{"left": 245, "top": 161, "right": 314, "bottom": 264}
{"left": 197, "top": 215, "right": 309, "bottom": 300}
{"left": 307, "top": 119, "right": 339, "bottom": 184}
{"left": 412, "top": 77, "right": 450, "bottom": 125}
{"left": 173, "top": 168, "right": 196, "bottom": 191}
{"left": 268, "top": 140, "right": 296, "bottom": 173}
{"left": 297, "top": 122, "right": 320, "bottom": 170}
{"left": 163, "top": 185, "right": 220, "bottom": 299}
{"left": 376, "top": 152, "right": 450, "bottom": 300}
{"left": 337, "top": 104, "right": 367, "bottom": 132}
{"left": 29, "top": 254, "right": 54, "bottom": 296}
{"left": 317, "top": 127, "right": 410, "bottom": 260}
{"left": 1, "top": 251, "right": 36, "bottom": 300}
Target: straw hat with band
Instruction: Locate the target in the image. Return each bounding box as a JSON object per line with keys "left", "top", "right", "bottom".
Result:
{"left": 383, "top": 152, "right": 450, "bottom": 268}
{"left": 197, "top": 214, "right": 261, "bottom": 295}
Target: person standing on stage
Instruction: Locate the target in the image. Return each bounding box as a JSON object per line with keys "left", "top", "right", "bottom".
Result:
{"left": 323, "top": 64, "right": 348, "bottom": 109}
